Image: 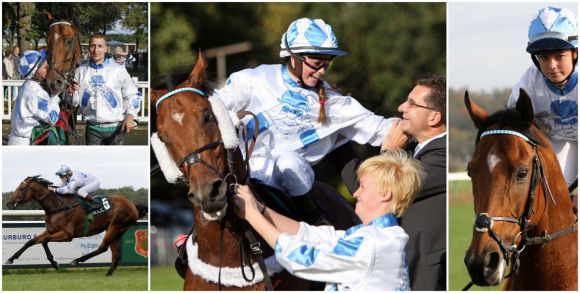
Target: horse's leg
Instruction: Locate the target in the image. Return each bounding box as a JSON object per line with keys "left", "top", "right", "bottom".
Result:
{"left": 5, "top": 230, "right": 50, "bottom": 264}
{"left": 41, "top": 240, "right": 59, "bottom": 270}
{"left": 105, "top": 235, "right": 123, "bottom": 276}
{"left": 38, "top": 230, "right": 74, "bottom": 270}
{"left": 71, "top": 222, "right": 132, "bottom": 269}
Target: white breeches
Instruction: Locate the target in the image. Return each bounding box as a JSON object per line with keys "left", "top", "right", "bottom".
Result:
{"left": 77, "top": 179, "right": 101, "bottom": 198}
{"left": 249, "top": 152, "right": 314, "bottom": 196}
{"left": 552, "top": 139, "right": 577, "bottom": 187}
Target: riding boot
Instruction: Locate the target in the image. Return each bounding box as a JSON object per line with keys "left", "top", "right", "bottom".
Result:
{"left": 83, "top": 195, "right": 99, "bottom": 211}
{"left": 292, "top": 193, "right": 331, "bottom": 226}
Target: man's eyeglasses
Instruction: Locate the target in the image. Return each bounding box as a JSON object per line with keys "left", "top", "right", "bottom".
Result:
{"left": 407, "top": 98, "right": 437, "bottom": 111}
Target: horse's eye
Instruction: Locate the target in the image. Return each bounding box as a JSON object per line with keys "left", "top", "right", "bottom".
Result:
{"left": 516, "top": 168, "right": 528, "bottom": 181}
{"left": 203, "top": 112, "right": 216, "bottom": 125}
{"left": 466, "top": 164, "right": 472, "bottom": 178}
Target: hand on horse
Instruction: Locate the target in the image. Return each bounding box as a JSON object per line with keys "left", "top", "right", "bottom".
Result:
{"left": 67, "top": 82, "right": 79, "bottom": 95}
{"left": 381, "top": 119, "right": 410, "bottom": 152}
{"left": 48, "top": 186, "right": 57, "bottom": 193}
{"left": 233, "top": 185, "right": 262, "bottom": 221}
{"left": 122, "top": 114, "right": 137, "bottom": 133}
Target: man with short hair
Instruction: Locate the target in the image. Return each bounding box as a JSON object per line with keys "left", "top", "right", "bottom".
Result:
{"left": 342, "top": 75, "right": 446, "bottom": 290}
{"left": 10, "top": 46, "right": 21, "bottom": 79}
{"left": 69, "top": 33, "right": 142, "bottom": 145}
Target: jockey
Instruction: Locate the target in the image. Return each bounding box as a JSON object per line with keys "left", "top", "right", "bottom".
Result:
{"left": 8, "top": 49, "right": 61, "bottom": 145}
{"left": 212, "top": 18, "right": 398, "bottom": 224}
{"left": 50, "top": 165, "right": 101, "bottom": 208}
{"left": 507, "top": 7, "right": 578, "bottom": 210}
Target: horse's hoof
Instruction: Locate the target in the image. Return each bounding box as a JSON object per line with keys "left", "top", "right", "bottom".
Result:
{"left": 51, "top": 262, "right": 59, "bottom": 270}
{"left": 5, "top": 259, "right": 13, "bottom": 265}
{"left": 70, "top": 260, "right": 78, "bottom": 266}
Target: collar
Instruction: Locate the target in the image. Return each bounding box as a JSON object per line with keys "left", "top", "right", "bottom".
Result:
{"left": 414, "top": 131, "right": 446, "bottom": 157}
{"left": 281, "top": 65, "right": 300, "bottom": 88}
{"left": 543, "top": 67, "right": 577, "bottom": 96}
{"left": 89, "top": 58, "right": 110, "bottom": 69}
{"left": 344, "top": 213, "right": 399, "bottom": 236}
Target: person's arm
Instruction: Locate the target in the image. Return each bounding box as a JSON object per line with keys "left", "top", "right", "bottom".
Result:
{"left": 56, "top": 179, "right": 80, "bottom": 194}
{"left": 27, "top": 93, "right": 60, "bottom": 126}
{"left": 119, "top": 69, "right": 141, "bottom": 133}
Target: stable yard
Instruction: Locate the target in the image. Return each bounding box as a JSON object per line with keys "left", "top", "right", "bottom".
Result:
{"left": 2, "top": 266, "right": 148, "bottom": 291}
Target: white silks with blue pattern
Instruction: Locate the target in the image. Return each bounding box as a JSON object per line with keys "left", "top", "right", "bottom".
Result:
{"left": 8, "top": 79, "right": 60, "bottom": 145}
{"left": 527, "top": 7, "right": 577, "bottom": 53}
{"left": 275, "top": 213, "right": 410, "bottom": 291}
{"left": 280, "top": 18, "right": 347, "bottom": 58}
{"left": 55, "top": 170, "right": 99, "bottom": 198}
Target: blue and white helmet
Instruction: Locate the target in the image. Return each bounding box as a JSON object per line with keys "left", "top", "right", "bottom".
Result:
{"left": 19, "top": 49, "right": 47, "bottom": 78}
{"left": 526, "top": 7, "right": 578, "bottom": 53}
{"left": 280, "top": 18, "right": 347, "bottom": 58}
{"left": 55, "top": 165, "right": 72, "bottom": 176}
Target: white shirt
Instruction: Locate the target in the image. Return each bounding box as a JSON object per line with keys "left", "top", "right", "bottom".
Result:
{"left": 71, "top": 59, "right": 141, "bottom": 124}
{"left": 55, "top": 171, "right": 97, "bottom": 194}
{"left": 508, "top": 66, "right": 577, "bottom": 185}
{"left": 213, "top": 64, "right": 396, "bottom": 165}
{"left": 8, "top": 80, "right": 61, "bottom": 145}
{"left": 275, "top": 213, "right": 410, "bottom": 291}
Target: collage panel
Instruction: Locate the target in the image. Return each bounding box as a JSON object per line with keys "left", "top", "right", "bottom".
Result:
{"left": 150, "top": 2, "right": 445, "bottom": 291}
{"left": 2, "top": 147, "right": 149, "bottom": 290}
{"left": 448, "top": 2, "right": 578, "bottom": 291}
{"left": 2, "top": 2, "right": 148, "bottom": 146}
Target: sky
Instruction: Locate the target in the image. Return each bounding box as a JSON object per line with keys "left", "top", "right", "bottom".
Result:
{"left": 2, "top": 147, "right": 149, "bottom": 192}
{"left": 448, "top": 2, "right": 578, "bottom": 91}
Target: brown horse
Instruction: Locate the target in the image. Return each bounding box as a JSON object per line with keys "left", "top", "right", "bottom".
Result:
{"left": 43, "top": 10, "right": 81, "bottom": 96}
{"left": 151, "top": 52, "right": 358, "bottom": 290}
{"left": 463, "top": 90, "right": 577, "bottom": 290}
{"left": 5, "top": 176, "right": 147, "bottom": 276}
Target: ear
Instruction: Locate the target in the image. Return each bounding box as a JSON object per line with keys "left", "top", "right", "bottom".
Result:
{"left": 187, "top": 50, "right": 206, "bottom": 88}
{"left": 428, "top": 111, "right": 442, "bottom": 127}
{"left": 42, "top": 10, "right": 54, "bottom": 22}
{"left": 382, "top": 190, "right": 393, "bottom": 203}
{"left": 150, "top": 89, "right": 169, "bottom": 108}
{"left": 515, "top": 88, "right": 534, "bottom": 128}
{"left": 464, "top": 91, "right": 489, "bottom": 129}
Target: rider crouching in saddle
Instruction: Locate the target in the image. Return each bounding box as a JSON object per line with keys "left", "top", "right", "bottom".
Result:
{"left": 211, "top": 18, "right": 399, "bottom": 225}
{"left": 8, "top": 50, "right": 62, "bottom": 145}
{"left": 50, "top": 165, "right": 101, "bottom": 210}
{"left": 507, "top": 7, "right": 578, "bottom": 213}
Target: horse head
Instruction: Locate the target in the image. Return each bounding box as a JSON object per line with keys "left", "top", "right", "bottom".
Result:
{"left": 6, "top": 176, "right": 53, "bottom": 209}
{"left": 43, "top": 10, "right": 81, "bottom": 96}
{"left": 152, "top": 52, "right": 236, "bottom": 220}
{"left": 463, "top": 89, "right": 574, "bottom": 287}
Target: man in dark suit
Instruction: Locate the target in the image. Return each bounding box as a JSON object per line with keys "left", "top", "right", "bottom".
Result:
{"left": 341, "top": 75, "right": 446, "bottom": 290}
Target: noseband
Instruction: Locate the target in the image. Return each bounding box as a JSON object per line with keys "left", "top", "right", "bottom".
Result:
{"left": 47, "top": 21, "right": 80, "bottom": 87}
{"left": 472, "top": 129, "right": 576, "bottom": 278}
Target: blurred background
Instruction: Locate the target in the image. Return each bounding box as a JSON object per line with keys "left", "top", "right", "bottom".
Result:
{"left": 448, "top": 2, "right": 578, "bottom": 290}
{"left": 149, "top": 2, "right": 445, "bottom": 290}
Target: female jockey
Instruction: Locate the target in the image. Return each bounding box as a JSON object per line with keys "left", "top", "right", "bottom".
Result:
{"left": 507, "top": 7, "right": 578, "bottom": 210}
{"left": 212, "top": 18, "right": 399, "bottom": 224}
{"left": 8, "top": 50, "right": 61, "bottom": 145}
{"left": 51, "top": 165, "right": 101, "bottom": 208}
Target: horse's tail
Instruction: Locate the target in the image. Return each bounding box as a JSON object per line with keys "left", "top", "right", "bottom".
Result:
{"left": 136, "top": 204, "right": 148, "bottom": 219}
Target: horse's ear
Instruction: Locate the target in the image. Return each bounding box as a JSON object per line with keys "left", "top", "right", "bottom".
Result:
{"left": 187, "top": 51, "right": 206, "bottom": 87}
{"left": 150, "top": 89, "right": 169, "bottom": 106}
{"left": 515, "top": 88, "right": 534, "bottom": 128}
{"left": 464, "top": 91, "right": 489, "bottom": 129}
{"left": 42, "top": 10, "right": 54, "bottom": 22}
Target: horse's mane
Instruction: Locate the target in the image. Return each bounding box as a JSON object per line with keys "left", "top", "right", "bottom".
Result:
{"left": 152, "top": 66, "right": 214, "bottom": 96}
{"left": 475, "top": 108, "right": 548, "bottom": 148}
{"left": 28, "top": 175, "right": 54, "bottom": 187}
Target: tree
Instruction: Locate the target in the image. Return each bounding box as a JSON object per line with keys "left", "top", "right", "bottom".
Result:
{"left": 122, "top": 3, "right": 148, "bottom": 51}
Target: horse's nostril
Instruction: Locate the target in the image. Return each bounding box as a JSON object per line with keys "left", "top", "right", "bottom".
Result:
{"left": 188, "top": 193, "right": 194, "bottom": 198}
{"left": 486, "top": 251, "right": 500, "bottom": 272}
{"left": 210, "top": 181, "right": 223, "bottom": 198}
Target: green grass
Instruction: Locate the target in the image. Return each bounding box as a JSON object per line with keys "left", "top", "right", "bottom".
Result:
{"left": 2, "top": 266, "right": 147, "bottom": 291}
{"left": 150, "top": 265, "right": 183, "bottom": 291}
{"left": 449, "top": 181, "right": 502, "bottom": 291}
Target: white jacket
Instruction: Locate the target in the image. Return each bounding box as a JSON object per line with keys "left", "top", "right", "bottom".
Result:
{"left": 72, "top": 59, "right": 141, "bottom": 124}
{"left": 212, "top": 64, "right": 395, "bottom": 165}
{"left": 508, "top": 66, "right": 577, "bottom": 185}
{"left": 56, "top": 171, "right": 97, "bottom": 194}
{"left": 275, "top": 213, "right": 410, "bottom": 291}
{"left": 8, "top": 80, "right": 61, "bottom": 145}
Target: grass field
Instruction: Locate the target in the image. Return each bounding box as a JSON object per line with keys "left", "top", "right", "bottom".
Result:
{"left": 2, "top": 266, "right": 148, "bottom": 291}
{"left": 150, "top": 265, "right": 183, "bottom": 291}
{"left": 449, "top": 180, "right": 501, "bottom": 291}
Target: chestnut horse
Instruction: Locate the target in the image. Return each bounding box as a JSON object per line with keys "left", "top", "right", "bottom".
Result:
{"left": 151, "top": 52, "right": 358, "bottom": 290}
{"left": 5, "top": 176, "right": 147, "bottom": 276}
{"left": 463, "top": 90, "right": 577, "bottom": 290}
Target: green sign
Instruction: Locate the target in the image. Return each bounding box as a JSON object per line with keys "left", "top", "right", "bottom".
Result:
{"left": 120, "top": 222, "right": 148, "bottom": 265}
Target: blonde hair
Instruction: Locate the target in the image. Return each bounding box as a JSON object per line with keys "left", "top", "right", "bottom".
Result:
{"left": 356, "top": 150, "right": 425, "bottom": 217}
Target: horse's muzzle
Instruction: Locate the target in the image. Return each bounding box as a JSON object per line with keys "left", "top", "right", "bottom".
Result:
{"left": 46, "top": 75, "right": 66, "bottom": 96}
{"left": 464, "top": 250, "right": 505, "bottom": 286}
{"left": 6, "top": 201, "right": 17, "bottom": 210}
{"left": 188, "top": 179, "right": 228, "bottom": 217}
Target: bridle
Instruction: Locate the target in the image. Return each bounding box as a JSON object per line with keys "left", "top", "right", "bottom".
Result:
{"left": 13, "top": 177, "right": 78, "bottom": 215}
{"left": 47, "top": 20, "right": 80, "bottom": 87}
{"left": 154, "top": 87, "right": 273, "bottom": 290}
{"left": 471, "top": 129, "right": 577, "bottom": 281}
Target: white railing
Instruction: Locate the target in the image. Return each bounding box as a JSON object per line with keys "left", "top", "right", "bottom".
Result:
{"left": 2, "top": 79, "right": 149, "bottom": 123}
{"left": 449, "top": 172, "right": 470, "bottom": 181}
{"left": 2, "top": 210, "right": 45, "bottom": 216}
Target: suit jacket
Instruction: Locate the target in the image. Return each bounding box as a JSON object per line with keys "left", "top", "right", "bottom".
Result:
{"left": 340, "top": 135, "right": 446, "bottom": 290}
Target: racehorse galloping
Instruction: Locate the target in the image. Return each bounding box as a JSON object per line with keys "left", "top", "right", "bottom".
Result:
{"left": 5, "top": 176, "right": 147, "bottom": 276}
{"left": 463, "top": 90, "right": 577, "bottom": 290}
{"left": 151, "top": 52, "right": 358, "bottom": 290}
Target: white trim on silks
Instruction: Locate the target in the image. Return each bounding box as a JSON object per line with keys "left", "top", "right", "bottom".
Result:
{"left": 150, "top": 132, "right": 182, "bottom": 183}
{"left": 209, "top": 96, "right": 239, "bottom": 149}
{"left": 186, "top": 234, "right": 285, "bottom": 287}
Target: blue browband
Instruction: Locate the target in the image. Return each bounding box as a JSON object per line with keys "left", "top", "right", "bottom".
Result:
{"left": 155, "top": 87, "right": 206, "bottom": 111}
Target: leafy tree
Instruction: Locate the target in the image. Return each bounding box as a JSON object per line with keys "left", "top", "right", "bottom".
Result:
{"left": 122, "top": 3, "right": 148, "bottom": 51}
